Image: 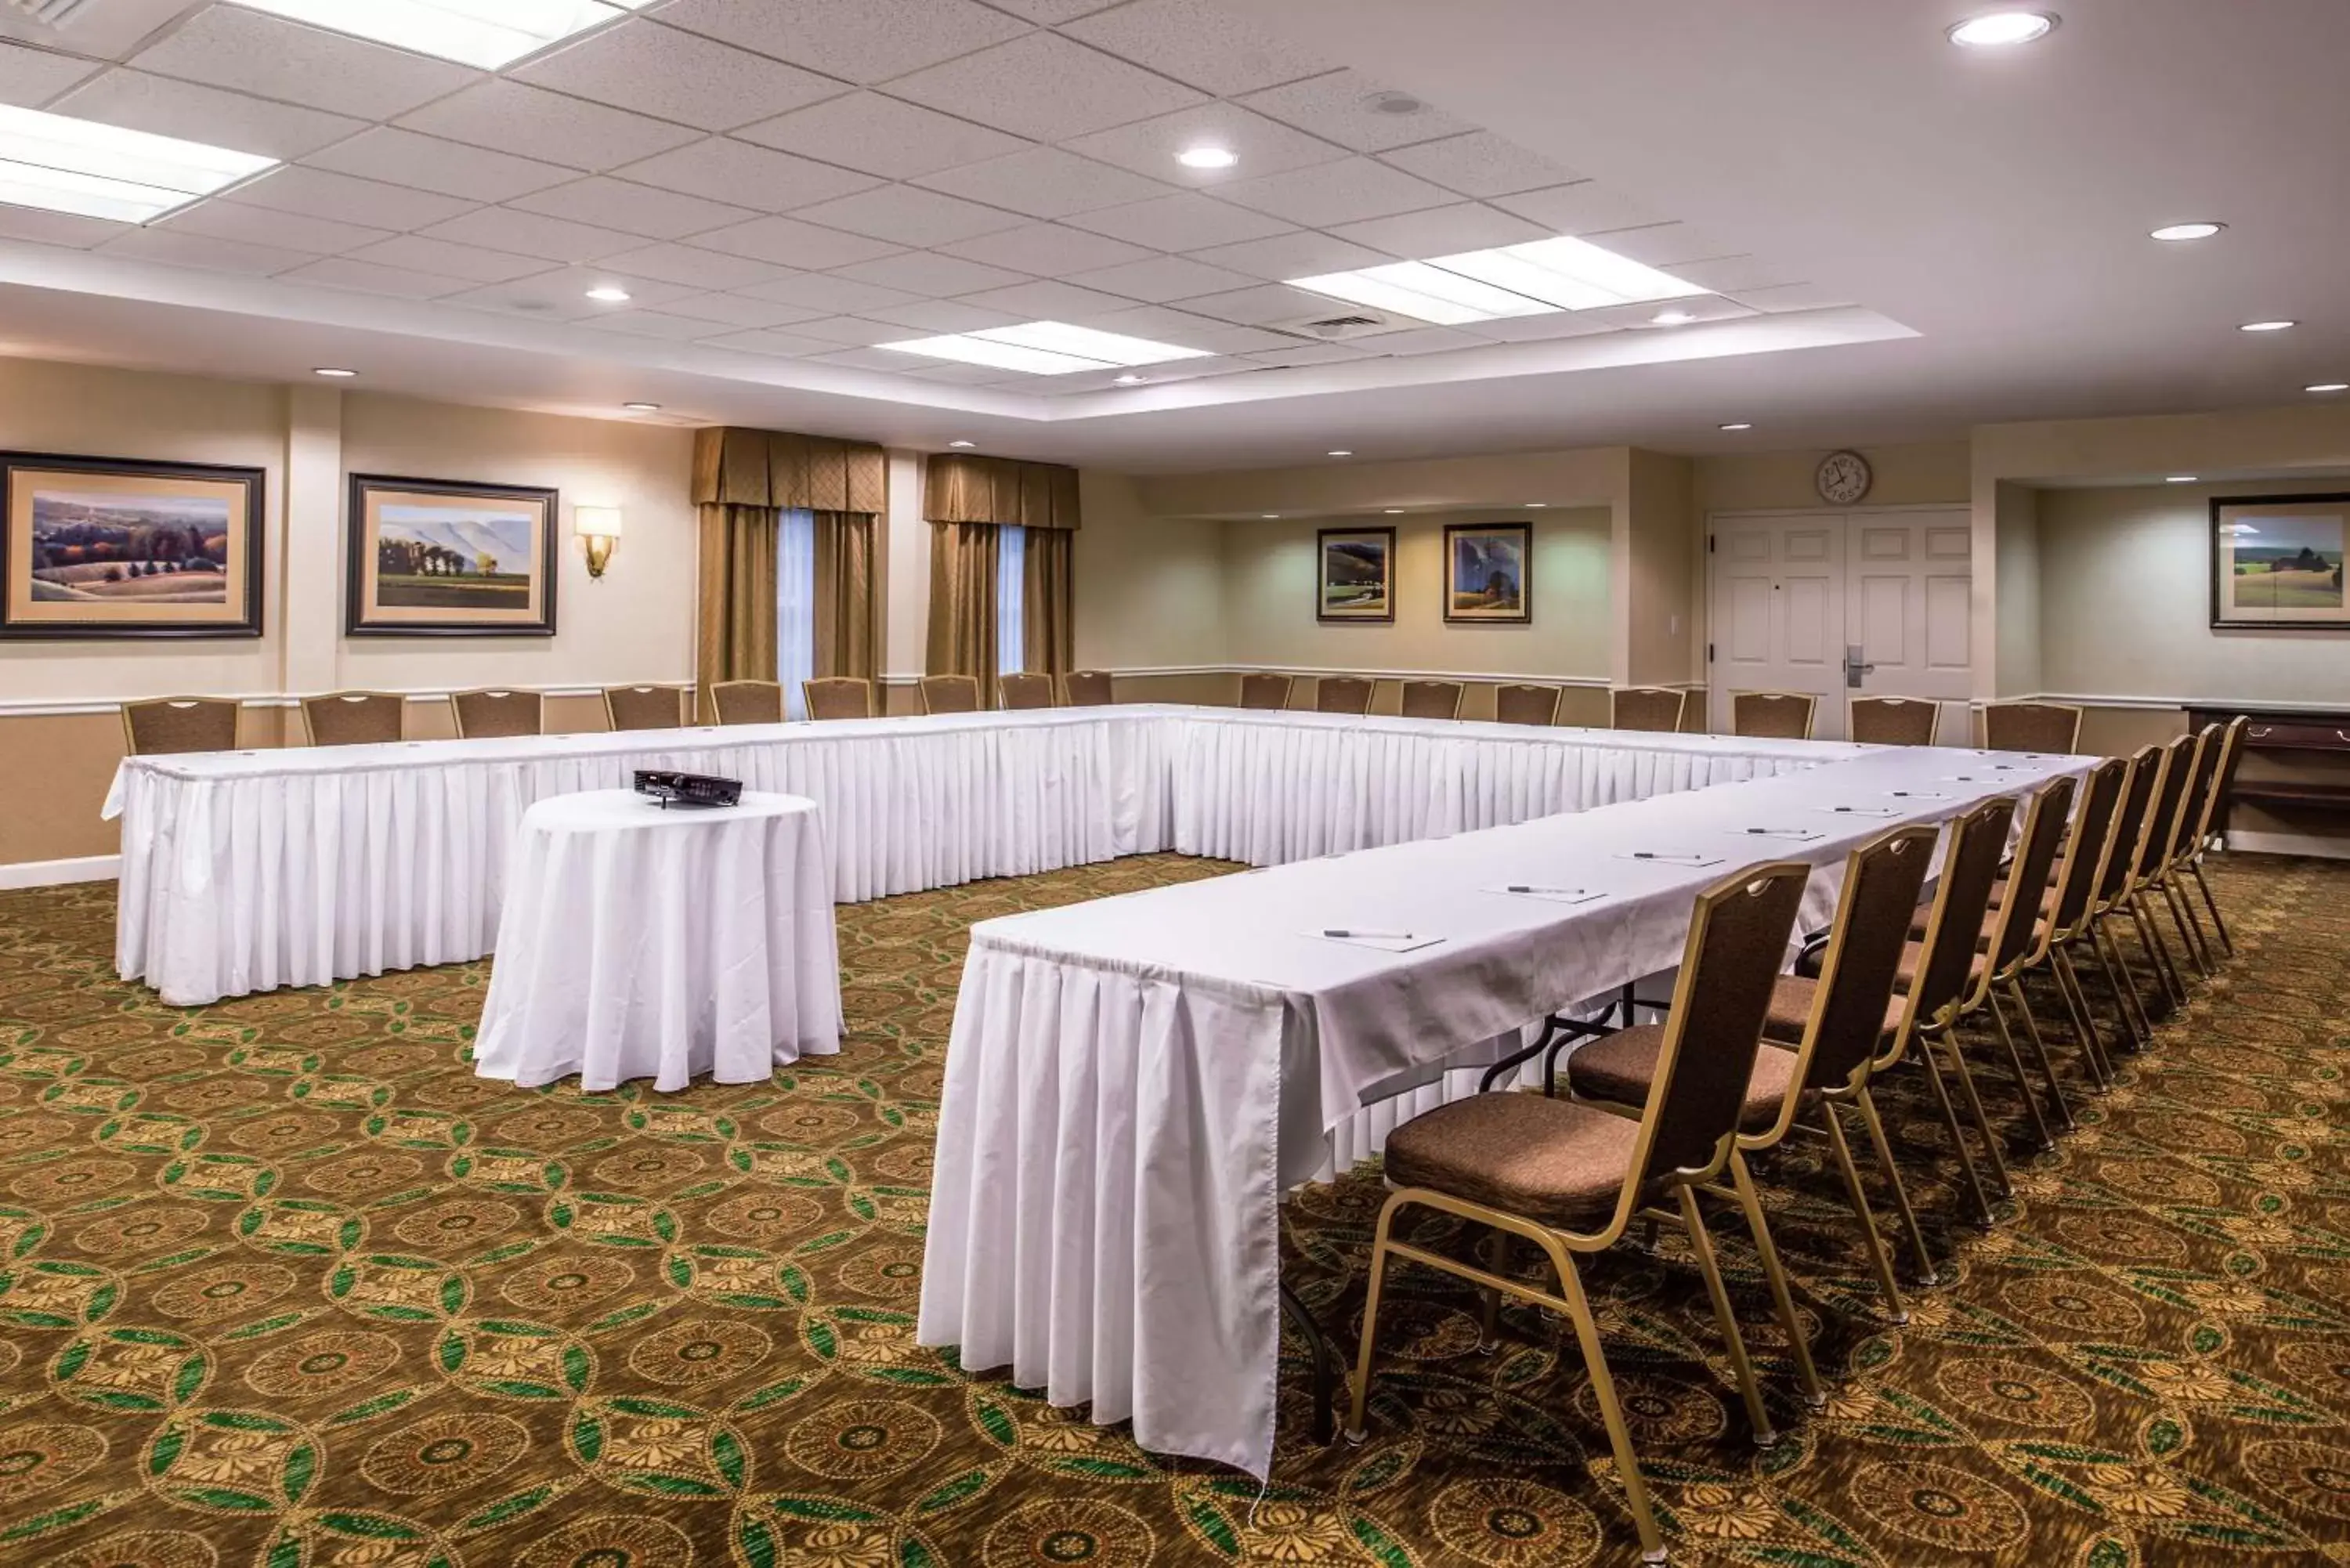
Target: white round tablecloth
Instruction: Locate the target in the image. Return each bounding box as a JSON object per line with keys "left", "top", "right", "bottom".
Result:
{"left": 472, "top": 789, "right": 842, "bottom": 1092}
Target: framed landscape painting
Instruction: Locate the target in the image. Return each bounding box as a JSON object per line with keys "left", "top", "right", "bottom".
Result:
{"left": 2211, "top": 493, "right": 2350, "bottom": 630}
{"left": 348, "top": 475, "right": 558, "bottom": 637}
{"left": 1444, "top": 522, "right": 1532, "bottom": 623}
{"left": 1318, "top": 526, "right": 1395, "bottom": 623}
{"left": 0, "top": 451, "right": 263, "bottom": 640}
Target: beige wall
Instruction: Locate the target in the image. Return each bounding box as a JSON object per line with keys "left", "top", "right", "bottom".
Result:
{"left": 1693, "top": 440, "right": 1972, "bottom": 514}
{"left": 1994, "top": 481, "right": 2041, "bottom": 699}
{"left": 1073, "top": 470, "right": 1226, "bottom": 674}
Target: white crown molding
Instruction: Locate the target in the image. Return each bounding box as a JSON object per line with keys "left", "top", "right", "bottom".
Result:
{"left": 0, "top": 854, "right": 118, "bottom": 891}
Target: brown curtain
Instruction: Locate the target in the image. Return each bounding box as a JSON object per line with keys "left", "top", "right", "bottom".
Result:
{"left": 924, "top": 453, "right": 1081, "bottom": 529}
{"left": 696, "top": 504, "right": 777, "bottom": 720}
{"left": 812, "top": 511, "right": 879, "bottom": 681}
{"left": 926, "top": 522, "right": 999, "bottom": 698}
{"left": 694, "top": 427, "right": 885, "bottom": 513}
{"left": 1024, "top": 525, "right": 1074, "bottom": 678}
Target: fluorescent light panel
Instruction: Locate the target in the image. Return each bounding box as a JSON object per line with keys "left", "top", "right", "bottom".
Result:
{"left": 1292, "top": 233, "right": 1712, "bottom": 325}
{"left": 226, "top": 0, "right": 655, "bottom": 70}
{"left": 881, "top": 320, "right": 1213, "bottom": 375}
{"left": 0, "top": 103, "right": 275, "bottom": 222}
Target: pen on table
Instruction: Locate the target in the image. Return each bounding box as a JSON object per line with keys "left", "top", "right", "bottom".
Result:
{"left": 1506, "top": 884, "right": 1583, "bottom": 895}
{"left": 1322, "top": 929, "right": 1412, "bottom": 940}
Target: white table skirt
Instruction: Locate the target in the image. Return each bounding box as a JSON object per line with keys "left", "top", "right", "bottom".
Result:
{"left": 920, "top": 747, "right": 2089, "bottom": 1479}
{"left": 104, "top": 705, "right": 1844, "bottom": 1006}
{"left": 472, "top": 789, "right": 841, "bottom": 1093}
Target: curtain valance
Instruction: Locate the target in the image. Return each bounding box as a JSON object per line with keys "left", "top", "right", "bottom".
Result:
{"left": 924, "top": 453, "right": 1082, "bottom": 530}
{"left": 692, "top": 427, "right": 888, "bottom": 514}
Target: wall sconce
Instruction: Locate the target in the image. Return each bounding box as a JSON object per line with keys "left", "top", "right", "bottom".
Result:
{"left": 575, "top": 505, "right": 622, "bottom": 580}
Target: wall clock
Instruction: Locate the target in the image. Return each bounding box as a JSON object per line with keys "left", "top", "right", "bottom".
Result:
{"left": 1816, "top": 449, "right": 1873, "bottom": 505}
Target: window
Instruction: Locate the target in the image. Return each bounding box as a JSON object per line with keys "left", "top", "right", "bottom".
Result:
{"left": 996, "top": 524, "right": 1026, "bottom": 676}
{"left": 776, "top": 508, "right": 815, "bottom": 719}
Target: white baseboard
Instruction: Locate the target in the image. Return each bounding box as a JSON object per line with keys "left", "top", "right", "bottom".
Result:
{"left": 2224, "top": 830, "right": 2350, "bottom": 862}
{"left": 0, "top": 854, "right": 121, "bottom": 890}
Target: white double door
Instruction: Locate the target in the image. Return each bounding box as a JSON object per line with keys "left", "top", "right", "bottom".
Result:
{"left": 1707, "top": 508, "right": 1972, "bottom": 742}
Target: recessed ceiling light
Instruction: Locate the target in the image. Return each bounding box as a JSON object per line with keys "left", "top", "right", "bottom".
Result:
{"left": 1365, "top": 91, "right": 1424, "bottom": 116}
{"left": 1947, "top": 11, "right": 2058, "bottom": 48}
{"left": 0, "top": 103, "right": 276, "bottom": 223}
{"left": 1327, "top": 450, "right": 1353, "bottom": 458}
{"left": 223, "top": 0, "right": 656, "bottom": 70}
{"left": 622, "top": 402, "right": 661, "bottom": 412}
{"left": 2307, "top": 382, "right": 2350, "bottom": 393}
{"left": 1526, "top": 502, "right": 1548, "bottom": 508}
{"left": 1261, "top": 513, "right": 1280, "bottom": 518}
{"left": 1295, "top": 234, "right": 1710, "bottom": 326}
{"left": 2240, "top": 320, "right": 2296, "bottom": 332}
{"left": 1651, "top": 309, "right": 1697, "bottom": 326}
{"left": 1383, "top": 508, "right": 1404, "bottom": 514}
{"left": 1112, "top": 373, "right": 1149, "bottom": 385}
{"left": 949, "top": 440, "right": 976, "bottom": 449}
{"left": 2166, "top": 475, "right": 2199, "bottom": 483}
{"left": 312, "top": 367, "right": 357, "bottom": 378}
{"left": 585, "top": 286, "right": 631, "bottom": 303}
{"left": 2150, "top": 222, "right": 2224, "bottom": 241}
{"left": 1719, "top": 422, "right": 1753, "bottom": 432}
{"left": 881, "top": 320, "right": 1211, "bottom": 375}
{"left": 1177, "top": 146, "right": 1238, "bottom": 170}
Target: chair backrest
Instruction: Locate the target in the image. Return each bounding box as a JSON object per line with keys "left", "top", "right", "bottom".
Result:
{"left": 712, "top": 680, "right": 785, "bottom": 726}
{"left": 802, "top": 677, "right": 872, "bottom": 721}
{"left": 2167, "top": 723, "right": 2225, "bottom": 867}
{"left": 1621, "top": 861, "right": 1810, "bottom": 1194}
{"left": 2095, "top": 744, "right": 2167, "bottom": 912}
{"left": 1063, "top": 670, "right": 1114, "bottom": 706}
{"left": 1238, "top": 672, "right": 1292, "bottom": 710}
{"left": 1493, "top": 683, "right": 1560, "bottom": 728}
{"left": 451, "top": 688, "right": 541, "bottom": 739}
{"left": 1731, "top": 691, "right": 1816, "bottom": 739}
{"left": 603, "top": 685, "right": 689, "bottom": 732}
{"left": 2135, "top": 730, "right": 2202, "bottom": 887}
{"left": 121, "top": 696, "right": 239, "bottom": 756}
{"left": 1780, "top": 824, "right": 1940, "bottom": 1104}
{"left": 1398, "top": 680, "right": 1462, "bottom": 720}
{"left": 1904, "top": 796, "right": 2019, "bottom": 1039}
{"left": 920, "top": 674, "right": 981, "bottom": 714}
{"left": 999, "top": 672, "right": 1057, "bottom": 710}
{"left": 1611, "top": 687, "right": 1686, "bottom": 733}
{"left": 1314, "top": 676, "right": 1373, "bottom": 715}
{"left": 1983, "top": 701, "right": 2083, "bottom": 753}
{"left": 300, "top": 692, "right": 402, "bottom": 747}
{"left": 1849, "top": 695, "right": 1939, "bottom": 746}
{"left": 1987, "top": 775, "right": 2078, "bottom": 980}
{"left": 2047, "top": 755, "right": 2131, "bottom": 941}
{"left": 2182, "top": 715, "right": 2247, "bottom": 856}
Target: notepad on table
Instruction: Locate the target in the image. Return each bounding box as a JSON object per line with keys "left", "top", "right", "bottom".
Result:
{"left": 1736, "top": 826, "right": 1826, "bottom": 842}
{"left": 1820, "top": 804, "right": 1902, "bottom": 818}
{"left": 1614, "top": 851, "right": 1726, "bottom": 867}
{"left": 1486, "top": 884, "right": 1605, "bottom": 905}
{"left": 1307, "top": 929, "right": 1445, "bottom": 952}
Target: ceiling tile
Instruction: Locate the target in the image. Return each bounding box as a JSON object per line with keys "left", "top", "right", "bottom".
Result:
{"left": 885, "top": 34, "right": 1203, "bottom": 143}
{"left": 96, "top": 227, "right": 307, "bottom": 276}
{"left": 0, "top": 205, "right": 121, "bottom": 247}
{"left": 692, "top": 215, "right": 906, "bottom": 268}
{"left": 915, "top": 146, "right": 1170, "bottom": 219}
{"left": 418, "top": 208, "right": 647, "bottom": 263}
{"left": 1726, "top": 282, "right": 1856, "bottom": 313}
{"left": 1063, "top": 103, "right": 1349, "bottom": 187}
{"left": 230, "top": 167, "right": 477, "bottom": 231}
{"left": 1239, "top": 70, "right": 1473, "bottom": 154}
{"left": 1470, "top": 310, "right": 1622, "bottom": 342}
{"left": 1331, "top": 202, "right": 1549, "bottom": 259}
{"left": 342, "top": 236, "right": 554, "bottom": 284}
{"left": 1363, "top": 324, "right": 1493, "bottom": 355}
{"left": 508, "top": 177, "right": 761, "bottom": 240}
{"left": 1214, "top": 157, "right": 1453, "bottom": 228}
{"left": 790, "top": 185, "right": 1024, "bottom": 246}
{"left": 1185, "top": 229, "right": 1389, "bottom": 281}
{"left": 304, "top": 128, "right": 580, "bottom": 204}
{"left": 1489, "top": 181, "right": 1662, "bottom": 237}
{"left": 53, "top": 70, "right": 363, "bottom": 160}
{"left": 649, "top": 291, "right": 826, "bottom": 327}
{"left": 1065, "top": 191, "right": 1293, "bottom": 251}
{"left": 779, "top": 316, "right": 916, "bottom": 346}
{"left": 733, "top": 273, "right": 920, "bottom": 313}
{"left": 596, "top": 241, "right": 796, "bottom": 291}
{"left": 736, "top": 92, "right": 1030, "bottom": 179}
{"left": 612, "top": 139, "right": 879, "bottom": 211}
{"left": 514, "top": 20, "right": 846, "bottom": 132}
{"left": 657, "top": 0, "right": 1031, "bottom": 84}
{"left": 898, "top": 360, "right": 1012, "bottom": 385}
{"left": 0, "top": 41, "right": 99, "bottom": 106}
{"left": 1174, "top": 282, "right": 1350, "bottom": 326}
{"left": 128, "top": 5, "right": 477, "bottom": 121}
{"left": 861, "top": 298, "right": 1024, "bottom": 333}
{"left": 1378, "top": 131, "right": 1581, "bottom": 198}
{"left": 277, "top": 256, "right": 475, "bottom": 299}
{"left": 808, "top": 345, "right": 933, "bottom": 372}
{"left": 982, "top": 0, "right": 1123, "bottom": 19}
{"left": 701, "top": 327, "right": 834, "bottom": 356}
{"left": 574, "top": 309, "right": 726, "bottom": 341}
{"left": 1580, "top": 221, "right": 1735, "bottom": 268}
{"left": 1074, "top": 308, "right": 1292, "bottom": 352}
{"left": 1239, "top": 341, "right": 1373, "bottom": 367}
{"left": 1669, "top": 255, "right": 1801, "bottom": 294}
{"left": 936, "top": 222, "right": 1153, "bottom": 276}
{"left": 400, "top": 81, "right": 703, "bottom": 172}
{"left": 1571, "top": 295, "right": 1758, "bottom": 331}
{"left": 1061, "top": 0, "right": 1329, "bottom": 96}
{"left": 156, "top": 199, "right": 390, "bottom": 256}
{"left": 445, "top": 268, "right": 698, "bottom": 320}
{"left": 953, "top": 277, "right": 1144, "bottom": 319}
{"left": 830, "top": 251, "right": 1029, "bottom": 297}
{"left": 1063, "top": 253, "right": 1255, "bottom": 302}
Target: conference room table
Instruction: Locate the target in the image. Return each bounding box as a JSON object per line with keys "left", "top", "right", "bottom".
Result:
{"left": 918, "top": 744, "right": 2088, "bottom": 1481}
{"left": 102, "top": 704, "right": 1850, "bottom": 1006}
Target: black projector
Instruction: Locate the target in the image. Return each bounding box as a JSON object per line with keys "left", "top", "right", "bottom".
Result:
{"left": 633, "top": 769, "right": 743, "bottom": 809}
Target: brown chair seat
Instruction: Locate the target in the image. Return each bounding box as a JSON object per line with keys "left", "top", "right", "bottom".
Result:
{"left": 1895, "top": 940, "right": 1984, "bottom": 990}
{"left": 1383, "top": 1091, "right": 1643, "bottom": 1228}
{"left": 1564, "top": 1024, "right": 1798, "bottom": 1134}
{"left": 1906, "top": 884, "right": 2050, "bottom": 943}
{"left": 1762, "top": 974, "right": 1904, "bottom": 1044}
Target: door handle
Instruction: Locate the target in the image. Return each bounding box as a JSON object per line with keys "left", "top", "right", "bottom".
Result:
{"left": 1843, "top": 645, "right": 1876, "bottom": 690}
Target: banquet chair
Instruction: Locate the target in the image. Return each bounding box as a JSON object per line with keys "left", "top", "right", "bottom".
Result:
{"left": 2075, "top": 743, "right": 2170, "bottom": 1053}
{"left": 2172, "top": 717, "right": 2247, "bottom": 958}
{"left": 1494, "top": 683, "right": 1561, "bottom": 727}
{"left": 2121, "top": 730, "right": 2207, "bottom": 1008}
{"left": 602, "top": 685, "right": 691, "bottom": 732}
{"left": 1314, "top": 675, "right": 1375, "bottom": 715}
{"left": 1611, "top": 686, "right": 1686, "bottom": 733}
{"left": 121, "top": 696, "right": 240, "bottom": 756}
{"left": 1849, "top": 695, "right": 1940, "bottom": 746}
{"left": 1238, "top": 672, "right": 1292, "bottom": 710}
{"left": 1399, "top": 679, "right": 1463, "bottom": 720}
{"left": 2149, "top": 724, "right": 2231, "bottom": 976}
{"left": 1994, "top": 755, "right": 2132, "bottom": 1099}
{"left": 1347, "top": 860, "right": 1809, "bottom": 1562}
{"left": 299, "top": 691, "right": 403, "bottom": 746}
{"left": 920, "top": 674, "right": 982, "bottom": 714}
{"left": 801, "top": 677, "right": 872, "bottom": 721}
{"left": 1982, "top": 700, "right": 2083, "bottom": 753}
{"left": 998, "top": 672, "right": 1058, "bottom": 710}
{"left": 451, "top": 688, "right": 542, "bottom": 739}
{"left": 1570, "top": 824, "right": 1936, "bottom": 1326}
{"left": 711, "top": 680, "right": 784, "bottom": 726}
{"left": 1063, "top": 670, "right": 1114, "bottom": 706}
{"left": 1732, "top": 691, "right": 1817, "bottom": 739}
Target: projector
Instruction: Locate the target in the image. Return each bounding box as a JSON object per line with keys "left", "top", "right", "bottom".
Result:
{"left": 633, "top": 769, "right": 743, "bottom": 809}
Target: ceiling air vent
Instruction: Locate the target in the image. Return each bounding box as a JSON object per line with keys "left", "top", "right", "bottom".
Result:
{"left": 1269, "top": 310, "right": 1408, "bottom": 343}
{"left": 6, "top": 0, "right": 93, "bottom": 23}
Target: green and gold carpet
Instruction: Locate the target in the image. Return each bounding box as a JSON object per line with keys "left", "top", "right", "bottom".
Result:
{"left": 2, "top": 852, "right": 2348, "bottom": 1566}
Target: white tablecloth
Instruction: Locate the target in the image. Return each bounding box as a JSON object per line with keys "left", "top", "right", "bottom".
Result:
{"left": 472, "top": 789, "right": 841, "bottom": 1093}
{"left": 918, "top": 747, "right": 2088, "bottom": 1480}
{"left": 103, "top": 706, "right": 1846, "bottom": 1006}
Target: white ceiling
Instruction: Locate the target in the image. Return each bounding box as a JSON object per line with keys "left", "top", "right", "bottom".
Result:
{"left": 0, "top": 0, "right": 2344, "bottom": 473}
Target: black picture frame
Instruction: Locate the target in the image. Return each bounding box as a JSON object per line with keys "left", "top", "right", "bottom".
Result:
{"left": 346, "top": 474, "right": 560, "bottom": 638}
{"left": 1442, "top": 521, "right": 1534, "bottom": 624}
{"left": 2209, "top": 492, "right": 2350, "bottom": 630}
{"left": 0, "top": 450, "right": 266, "bottom": 641}
{"left": 1317, "top": 526, "right": 1395, "bottom": 623}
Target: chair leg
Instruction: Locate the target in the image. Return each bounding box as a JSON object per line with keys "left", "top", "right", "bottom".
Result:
{"left": 1479, "top": 1230, "right": 1513, "bottom": 1353}
{"left": 1814, "top": 1104, "right": 1908, "bottom": 1324}
{"left": 1911, "top": 1042, "right": 1999, "bottom": 1230}
{"left": 2048, "top": 947, "right": 2113, "bottom": 1092}
{"left": 1344, "top": 1194, "right": 1402, "bottom": 1442}
{"left": 1723, "top": 1151, "right": 1828, "bottom": 1411}
{"left": 1932, "top": 1028, "right": 2014, "bottom": 1204}
{"left": 2161, "top": 877, "right": 2214, "bottom": 977}
{"left": 2004, "top": 977, "right": 2076, "bottom": 1135}
{"left": 2189, "top": 860, "right": 2234, "bottom": 957}
{"left": 1544, "top": 1238, "right": 1669, "bottom": 1564}
{"left": 2091, "top": 917, "right": 2154, "bottom": 1050}
{"left": 1678, "top": 1184, "right": 1778, "bottom": 1447}
{"left": 1983, "top": 988, "right": 2059, "bottom": 1150}
{"left": 1856, "top": 1086, "right": 1939, "bottom": 1289}
{"left": 2128, "top": 893, "right": 2188, "bottom": 1010}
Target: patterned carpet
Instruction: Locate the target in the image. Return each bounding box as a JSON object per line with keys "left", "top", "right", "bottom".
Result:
{"left": 1, "top": 851, "right": 2347, "bottom": 1566}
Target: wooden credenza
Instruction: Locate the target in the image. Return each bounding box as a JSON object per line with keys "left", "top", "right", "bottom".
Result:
{"left": 2186, "top": 706, "right": 2350, "bottom": 836}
